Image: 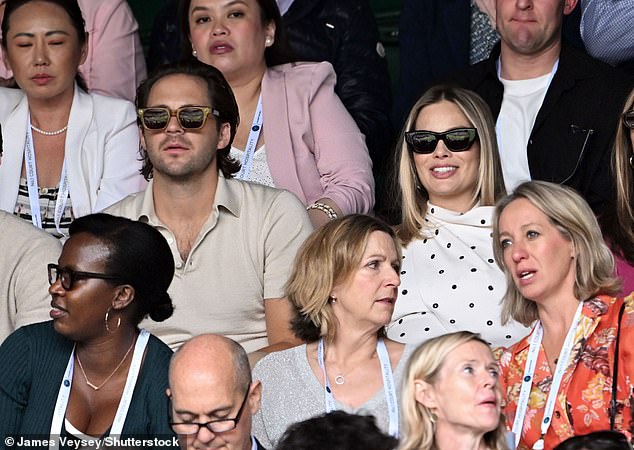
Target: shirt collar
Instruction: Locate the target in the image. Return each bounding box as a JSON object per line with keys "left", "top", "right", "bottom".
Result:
{"left": 136, "top": 172, "right": 242, "bottom": 224}
{"left": 515, "top": 296, "right": 610, "bottom": 353}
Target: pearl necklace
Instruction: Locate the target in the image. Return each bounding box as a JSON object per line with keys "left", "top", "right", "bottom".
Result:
{"left": 30, "top": 123, "right": 68, "bottom": 136}
{"left": 75, "top": 338, "right": 136, "bottom": 391}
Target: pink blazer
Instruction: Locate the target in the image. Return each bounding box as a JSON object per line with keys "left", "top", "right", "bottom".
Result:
{"left": 262, "top": 62, "right": 374, "bottom": 215}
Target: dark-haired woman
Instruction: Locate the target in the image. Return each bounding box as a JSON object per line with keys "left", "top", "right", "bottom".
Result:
{"left": 253, "top": 214, "right": 414, "bottom": 448}
{"left": 0, "top": 0, "right": 145, "bottom": 237}
{"left": 0, "top": 213, "right": 177, "bottom": 442}
{"left": 182, "top": 0, "right": 374, "bottom": 227}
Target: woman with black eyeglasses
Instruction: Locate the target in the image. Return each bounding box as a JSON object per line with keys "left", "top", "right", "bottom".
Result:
{"left": 0, "top": 213, "right": 178, "bottom": 446}
{"left": 600, "top": 89, "right": 634, "bottom": 296}
{"left": 386, "top": 85, "right": 528, "bottom": 347}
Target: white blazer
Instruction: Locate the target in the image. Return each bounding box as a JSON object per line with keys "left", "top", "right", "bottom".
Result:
{"left": 0, "top": 85, "right": 146, "bottom": 217}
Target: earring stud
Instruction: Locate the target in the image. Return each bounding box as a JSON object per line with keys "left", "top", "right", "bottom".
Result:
{"left": 192, "top": 49, "right": 198, "bottom": 57}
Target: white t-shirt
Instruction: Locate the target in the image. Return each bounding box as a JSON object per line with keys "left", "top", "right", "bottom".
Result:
{"left": 497, "top": 73, "right": 551, "bottom": 191}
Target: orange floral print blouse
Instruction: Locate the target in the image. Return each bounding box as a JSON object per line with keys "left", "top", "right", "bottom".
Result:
{"left": 499, "top": 294, "right": 634, "bottom": 450}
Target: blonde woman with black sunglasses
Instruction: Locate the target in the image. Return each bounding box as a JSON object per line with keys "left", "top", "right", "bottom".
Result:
{"left": 387, "top": 85, "right": 528, "bottom": 348}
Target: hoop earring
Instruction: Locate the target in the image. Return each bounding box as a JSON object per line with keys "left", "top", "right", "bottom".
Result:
{"left": 105, "top": 308, "right": 121, "bottom": 334}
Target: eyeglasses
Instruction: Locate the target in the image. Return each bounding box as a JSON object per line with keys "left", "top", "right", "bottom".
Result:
{"left": 405, "top": 128, "right": 478, "bottom": 154}
{"left": 48, "top": 264, "right": 122, "bottom": 291}
{"left": 623, "top": 109, "right": 634, "bottom": 129}
{"left": 137, "top": 106, "right": 219, "bottom": 131}
{"left": 169, "top": 387, "right": 250, "bottom": 435}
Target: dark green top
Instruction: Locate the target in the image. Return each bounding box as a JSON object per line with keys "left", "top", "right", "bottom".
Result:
{"left": 0, "top": 321, "right": 177, "bottom": 449}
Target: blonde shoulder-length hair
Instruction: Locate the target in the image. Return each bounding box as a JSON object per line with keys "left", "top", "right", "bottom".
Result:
{"left": 399, "top": 331, "right": 508, "bottom": 450}
{"left": 287, "top": 214, "right": 401, "bottom": 343}
{"left": 492, "top": 181, "right": 621, "bottom": 326}
{"left": 395, "top": 85, "right": 506, "bottom": 244}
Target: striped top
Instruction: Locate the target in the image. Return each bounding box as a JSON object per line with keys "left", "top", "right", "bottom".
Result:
{"left": 14, "top": 177, "right": 74, "bottom": 238}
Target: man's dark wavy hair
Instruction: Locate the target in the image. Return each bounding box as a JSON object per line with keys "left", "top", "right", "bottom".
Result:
{"left": 276, "top": 411, "right": 398, "bottom": 450}
{"left": 135, "top": 59, "right": 241, "bottom": 180}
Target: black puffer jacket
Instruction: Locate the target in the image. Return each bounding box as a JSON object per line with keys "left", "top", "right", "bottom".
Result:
{"left": 283, "top": 0, "right": 393, "bottom": 168}
{"left": 147, "top": 0, "right": 393, "bottom": 169}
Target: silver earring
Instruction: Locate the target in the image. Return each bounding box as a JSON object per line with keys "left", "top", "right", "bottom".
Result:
{"left": 192, "top": 49, "right": 198, "bottom": 57}
{"left": 329, "top": 296, "right": 337, "bottom": 304}
{"left": 265, "top": 37, "right": 272, "bottom": 46}
{"left": 105, "top": 308, "right": 121, "bottom": 334}
{"left": 630, "top": 155, "right": 633, "bottom": 169}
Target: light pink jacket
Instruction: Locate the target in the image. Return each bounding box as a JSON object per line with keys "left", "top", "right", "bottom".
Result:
{"left": 0, "top": 0, "right": 146, "bottom": 102}
{"left": 262, "top": 62, "right": 374, "bottom": 215}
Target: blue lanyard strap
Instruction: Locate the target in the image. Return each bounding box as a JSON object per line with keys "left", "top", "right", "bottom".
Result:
{"left": 317, "top": 337, "right": 400, "bottom": 437}
{"left": 25, "top": 114, "right": 70, "bottom": 236}
{"left": 511, "top": 302, "right": 584, "bottom": 449}
{"left": 235, "top": 94, "right": 263, "bottom": 181}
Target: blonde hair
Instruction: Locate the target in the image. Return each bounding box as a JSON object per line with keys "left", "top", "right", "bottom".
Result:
{"left": 605, "top": 88, "right": 634, "bottom": 265}
{"left": 399, "top": 331, "right": 508, "bottom": 450}
{"left": 492, "top": 181, "right": 621, "bottom": 326}
{"left": 287, "top": 214, "right": 401, "bottom": 342}
{"left": 394, "top": 85, "right": 506, "bottom": 244}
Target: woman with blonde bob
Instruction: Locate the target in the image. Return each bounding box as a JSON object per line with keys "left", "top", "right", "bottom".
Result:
{"left": 493, "top": 181, "right": 634, "bottom": 450}
{"left": 387, "top": 84, "right": 527, "bottom": 347}
{"left": 253, "top": 214, "right": 415, "bottom": 448}
{"left": 399, "top": 331, "right": 508, "bottom": 450}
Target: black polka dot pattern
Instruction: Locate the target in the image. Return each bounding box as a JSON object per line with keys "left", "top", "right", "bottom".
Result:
{"left": 385, "top": 203, "right": 528, "bottom": 347}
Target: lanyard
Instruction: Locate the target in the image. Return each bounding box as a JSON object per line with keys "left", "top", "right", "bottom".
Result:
{"left": 25, "top": 115, "right": 70, "bottom": 236}
{"left": 317, "top": 337, "right": 400, "bottom": 437}
{"left": 49, "top": 329, "right": 150, "bottom": 449}
{"left": 235, "top": 95, "right": 263, "bottom": 181}
{"left": 511, "top": 302, "right": 584, "bottom": 449}
{"left": 494, "top": 59, "right": 559, "bottom": 186}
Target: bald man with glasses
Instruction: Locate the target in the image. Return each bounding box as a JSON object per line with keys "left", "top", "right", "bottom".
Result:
{"left": 167, "top": 334, "right": 266, "bottom": 450}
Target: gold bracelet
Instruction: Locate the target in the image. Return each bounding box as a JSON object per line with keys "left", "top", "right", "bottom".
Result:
{"left": 306, "top": 202, "right": 338, "bottom": 220}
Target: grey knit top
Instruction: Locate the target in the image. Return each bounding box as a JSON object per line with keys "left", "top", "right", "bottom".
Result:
{"left": 252, "top": 343, "right": 415, "bottom": 449}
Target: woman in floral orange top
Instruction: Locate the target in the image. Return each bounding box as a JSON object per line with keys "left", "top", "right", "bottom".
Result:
{"left": 492, "top": 181, "right": 634, "bottom": 450}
